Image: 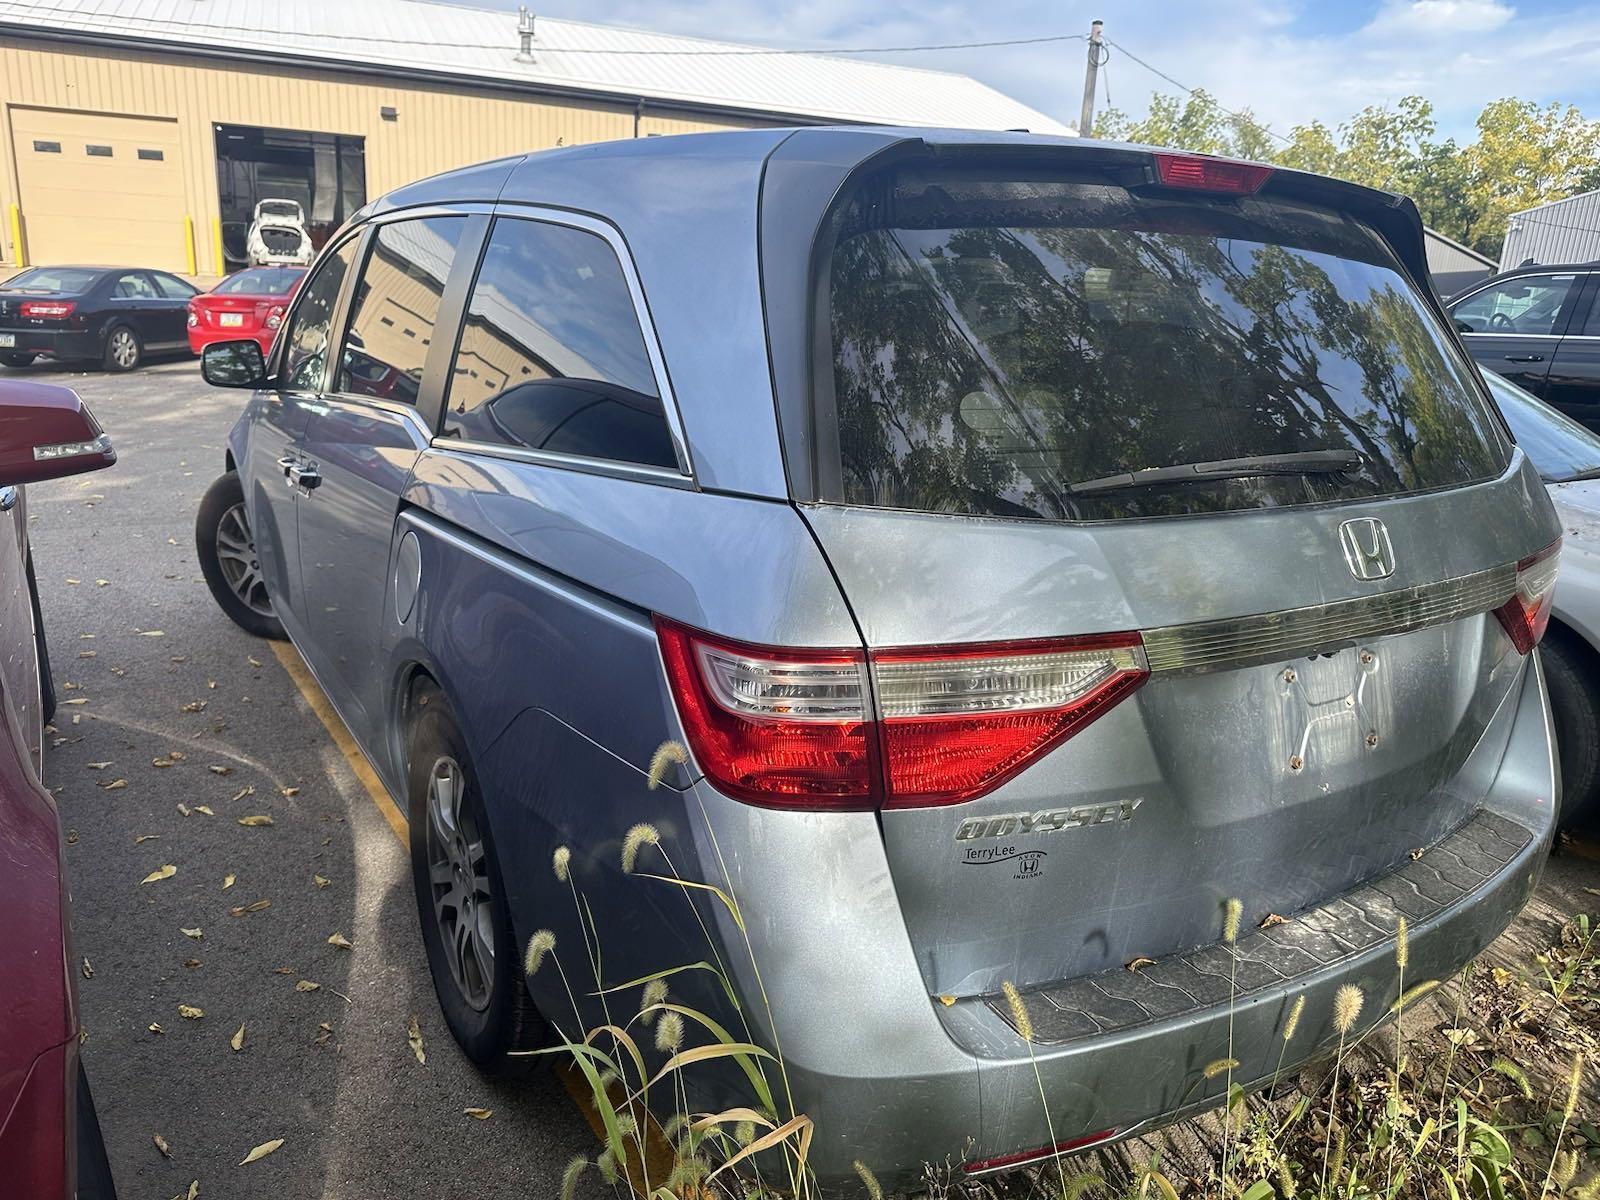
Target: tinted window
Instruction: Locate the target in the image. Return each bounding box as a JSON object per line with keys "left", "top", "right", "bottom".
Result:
{"left": 1584, "top": 283, "right": 1600, "bottom": 335}
{"left": 822, "top": 170, "right": 1510, "bottom": 521}
{"left": 443, "top": 218, "right": 675, "bottom": 469}
{"left": 338, "top": 216, "right": 467, "bottom": 405}
{"left": 1486, "top": 372, "right": 1600, "bottom": 483}
{"left": 1452, "top": 274, "right": 1578, "bottom": 336}
{"left": 151, "top": 272, "right": 197, "bottom": 299}
{"left": 282, "top": 238, "right": 358, "bottom": 391}
{"left": 111, "top": 273, "right": 157, "bottom": 299}
{"left": 215, "top": 268, "right": 304, "bottom": 297}
{"left": 4, "top": 266, "right": 97, "bottom": 293}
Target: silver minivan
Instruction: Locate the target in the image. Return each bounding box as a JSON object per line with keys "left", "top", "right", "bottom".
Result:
{"left": 195, "top": 128, "right": 1563, "bottom": 1189}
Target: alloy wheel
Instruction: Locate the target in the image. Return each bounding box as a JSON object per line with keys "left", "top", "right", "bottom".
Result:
{"left": 214, "top": 502, "right": 274, "bottom": 616}
{"left": 424, "top": 755, "right": 495, "bottom": 1011}
{"left": 110, "top": 328, "right": 138, "bottom": 369}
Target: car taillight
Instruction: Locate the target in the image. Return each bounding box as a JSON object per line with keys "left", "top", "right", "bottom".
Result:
{"left": 965, "top": 1128, "right": 1121, "bottom": 1176}
{"left": 1152, "top": 151, "right": 1273, "bottom": 194}
{"left": 19, "top": 300, "right": 74, "bottom": 319}
{"left": 186, "top": 310, "right": 198, "bottom": 327}
{"left": 656, "top": 619, "right": 1147, "bottom": 809}
{"left": 1495, "top": 539, "right": 1561, "bottom": 654}
{"left": 266, "top": 305, "right": 285, "bottom": 330}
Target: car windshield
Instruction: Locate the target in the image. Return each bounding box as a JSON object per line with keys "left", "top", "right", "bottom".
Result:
{"left": 4, "top": 266, "right": 98, "bottom": 293}
{"left": 1483, "top": 370, "right": 1600, "bottom": 483}
{"left": 820, "top": 169, "right": 1512, "bottom": 521}
{"left": 214, "top": 268, "right": 303, "bottom": 296}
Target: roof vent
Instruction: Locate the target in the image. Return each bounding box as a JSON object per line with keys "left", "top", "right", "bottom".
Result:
{"left": 515, "top": 6, "right": 536, "bottom": 62}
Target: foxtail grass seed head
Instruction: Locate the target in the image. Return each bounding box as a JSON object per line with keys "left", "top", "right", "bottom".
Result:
{"left": 735, "top": 1119, "right": 756, "bottom": 1146}
{"left": 1203, "top": 1058, "right": 1240, "bottom": 1080}
{"left": 655, "top": 1009, "right": 684, "bottom": 1054}
{"left": 560, "top": 1156, "right": 590, "bottom": 1200}
{"left": 1277, "top": 1158, "right": 1296, "bottom": 1199}
{"left": 853, "top": 1160, "right": 885, "bottom": 1200}
{"left": 1567, "top": 1053, "right": 1585, "bottom": 1119}
{"left": 1395, "top": 917, "right": 1409, "bottom": 971}
{"left": 596, "top": 1147, "right": 618, "bottom": 1186}
{"left": 523, "top": 929, "right": 556, "bottom": 977}
{"left": 552, "top": 845, "right": 571, "bottom": 883}
{"left": 1284, "top": 994, "right": 1306, "bottom": 1042}
{"left": 648, "top": 740, "right": 687, "bottom": 790}
{"left": 640, "top": 978, "right": 668, "bottom": 1024}
{"left": 1329, "top": 1125, "right": 1347, "bottom": 1185}
{"left": 1555, "top": 1149, "right": 1581, "bottom": 1189}
{"left": 1223, "top": 897, "right": 1243, "bottom": 944}
{"left": 620, "top": 823, "right": 660, "bottom": 874}
{"left": 1333, "top": 984, "right": 1364, "bottom": 1035}
{"left": 1002, "top": 980, "right": 1034, "bottom": 1043}
{"left": 615, "top": 1112, "right": 639, "bottom": 1141}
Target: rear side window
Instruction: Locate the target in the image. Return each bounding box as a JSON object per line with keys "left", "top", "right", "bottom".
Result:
{"left": 338, "top": 216, "right": 468, "bottom": 405}
{"left": 282, "top": 238, "right": 358, "bottom": 391}
{"left": 442, "top": 217, "right": 677, "bottom": 470}
{"left": 820, "top": 169, "right": 1511, "bottom": 521}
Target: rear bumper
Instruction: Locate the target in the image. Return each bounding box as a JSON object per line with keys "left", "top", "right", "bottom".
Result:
{"left": 733, "top": 653, "right": 1556, "bottom": 1192}
{"left": 0, "top": 327, "right": 97, "bottom": 360}
{"left": 188, "top": 327, "right": 273, "bottom": 356}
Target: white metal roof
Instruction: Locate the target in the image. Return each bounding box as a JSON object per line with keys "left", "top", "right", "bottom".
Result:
{"left": 0, "top": 0, "right": 1070, "bottom": 133}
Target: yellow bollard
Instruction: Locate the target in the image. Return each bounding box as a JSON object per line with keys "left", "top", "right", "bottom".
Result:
{"left": 212, "top": 216, "right": 225, "bottom": 277}
{"left": 7, "top": 203, "right": 24, "bottom": 269}
{"left": 184, "top": 215, "right": 197, "bottom": 276}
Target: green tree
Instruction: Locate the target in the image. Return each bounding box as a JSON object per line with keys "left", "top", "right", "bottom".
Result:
{"left": 1095, "top": 89, "right": 1275, "bottom": 161}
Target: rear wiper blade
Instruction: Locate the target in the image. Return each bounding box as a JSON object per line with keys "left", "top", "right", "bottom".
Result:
{"left": 1069, "top": 450, "right": 1364, "bottom": 497}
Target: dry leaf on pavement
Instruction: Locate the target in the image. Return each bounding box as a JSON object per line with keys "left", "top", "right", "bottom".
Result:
{"left": 177, "top": 803, "right": 190, "bottom": 817}
{"left": 313, "top": 875, "right": 330, "bottom": 889}
{"left": 222, "top": 873, "right": 236, "bottom": 890}
{"left": 327, "top": 933, "right": 352, "bottom": 950}
{"left": 229, "top": 899, "right": 270, "bottom": 917}
{"left": 280, "top": 786, "right": 299, "bottom": 797}
{"left": 294, "top": 980, "right": 320, "bottom": 992}
{"left": 148, "top": 1023, "right": 165, "bottom": 1035}
{"left": 408, "top": 1014, "right": 426, "bottom": 1065}
{"left": 81, "top": 958, "right": 92, "bottom": 979}
{"left": 87, "top": 761, "right": 112, "bottom": 770}
{"left": 185, "top": 1181, "right": 198, "bottom": 1200}
{"left": 179, "top": 700, "right": 205, "bottom": 713}
{"left": 237, "top": 815, "right": 274, "bottom": 827}
{"left": 208, "top": 765, "right": 232, "bottom": 776}
{"left": 463, "top": 1108, "right": 493, "bottom": 1120}
{"left": 181, "top": 928, "right": 203, "bottom": 940}
{"left": 231, "top": 1024, "right": 245, "bottom": 1052}
{"left": 154, "top": 1132, "right": 172, "bottom": 1158}
{"left": 194, "top": 806, "right": 214, "bottom": 816}
{"left": 134, "top": 834, "right": 160, "bottom": 843}
{"left": 141, "top": 865, "right": 177, "bottom": 884}
{"left": 177, "top": 1004, "right": 203, "bottom": 1020}
{"left": 239, "top": 1139, "right": 283, "bottom": 1165}
{"left": 99, "top": 778, "right": 127, "bottom": 791}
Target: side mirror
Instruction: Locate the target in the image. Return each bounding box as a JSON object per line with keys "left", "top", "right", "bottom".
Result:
{"left": 201, "top": 338, "right": 268, "bottom": 389}
{"left": 0, "top": 380, "right": 116, "bottom": 487}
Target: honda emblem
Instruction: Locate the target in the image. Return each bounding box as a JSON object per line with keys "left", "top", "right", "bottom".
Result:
{"left": 1338, "top": 518, "right": 1395, "bottom": 581}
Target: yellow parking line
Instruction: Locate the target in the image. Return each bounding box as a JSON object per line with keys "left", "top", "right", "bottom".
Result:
{"left": 269, "top": 641, "right": 409, "bottom": 846}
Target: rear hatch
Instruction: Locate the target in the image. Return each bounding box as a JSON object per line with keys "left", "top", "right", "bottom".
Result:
{"left": 785, "top": 146, "right": 1561, "bottom": 998}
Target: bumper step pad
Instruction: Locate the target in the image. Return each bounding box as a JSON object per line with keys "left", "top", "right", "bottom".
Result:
{"left": 984, "top": 811, "right": 1533, "bottom": 1046}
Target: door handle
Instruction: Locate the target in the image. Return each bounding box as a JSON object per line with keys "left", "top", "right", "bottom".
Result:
{"left": 1503, "top": 354, "right": 1545, "bottom": 363}
{"left": 278, "top": 454, "right": 298, "bottom": 477}
{"left": 288, "top": 463, "right": 321, "bottom": 491}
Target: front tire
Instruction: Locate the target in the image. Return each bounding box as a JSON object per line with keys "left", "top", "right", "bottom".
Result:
{"left": 1543, "top": 630, "right": 1600, "bottom": 828}
{"left": 102, "top": 324, "right": 141, "bottom": 372}
{"left": 407, "top": 681, "right": 547, "bottom": 1073}
{"left": 195, "top": 471, "right": 285, "bottom": 639}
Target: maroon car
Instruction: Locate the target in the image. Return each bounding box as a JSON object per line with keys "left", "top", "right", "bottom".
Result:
{"left": 0, "top": 379, "right": 117, "bottom": 1198}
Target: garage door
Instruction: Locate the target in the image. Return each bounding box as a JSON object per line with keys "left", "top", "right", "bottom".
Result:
{"left": 10, "top": 107, "right": 187, "bottom": 272}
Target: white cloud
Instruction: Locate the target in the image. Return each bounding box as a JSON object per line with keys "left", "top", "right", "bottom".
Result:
{"left": 1367, "top": 0, "right": 1516, "bottom": 36}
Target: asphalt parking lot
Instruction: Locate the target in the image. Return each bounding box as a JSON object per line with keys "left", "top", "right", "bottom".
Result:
{"left": 16, "top": 356, "right": 600, "bottom": 1199}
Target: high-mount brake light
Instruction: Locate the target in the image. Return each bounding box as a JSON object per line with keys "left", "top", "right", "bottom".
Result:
{"left": 20, "top": 300, "right": 75, "bottom": 319}
{"left": 655, "top": 619, "right": 1148, "bottom": 810}
{"left": 1152, "top": 152, "right": 1273, "bottom": 195}
{"left": 1494, "top": 539, "right": 1562, "bottom": 654}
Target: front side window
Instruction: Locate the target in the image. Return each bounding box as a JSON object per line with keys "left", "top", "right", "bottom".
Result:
{"left": 151, "top": 272, "right": 197, "bottom": 299}
{"left": 1452, "top": 274, "right": 1578, "bottom": 336}
{"left": 821, "top": 169, "right": 1511, "bottom": 521}
{"left": 442, "top": 218, "right": 676, "bottom": 469}
{"left": 281, "top": 238, "right": 358, "bottom": 391}
{"left": 337, "top": 216, "right": 467, "bottom": 405}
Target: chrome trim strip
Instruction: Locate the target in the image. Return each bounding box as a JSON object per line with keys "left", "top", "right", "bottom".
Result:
{"left": 424, "top": 441, "right": 695, "bottom": 489}
{"left": 1142, "top": 563, "right": 1516, "bottom": 673}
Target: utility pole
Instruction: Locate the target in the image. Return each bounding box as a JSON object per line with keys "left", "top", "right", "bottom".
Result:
{"left": 1079, "top": 19, "right": 1104, "bottom": 137}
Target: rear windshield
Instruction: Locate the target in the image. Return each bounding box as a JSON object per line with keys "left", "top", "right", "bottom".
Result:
{"left": 215, "top": 268, "right": 303, "bottom": 296}
{"left": 819, "top": 169, "right": 1511, "bottom": 521}
{"left": 4, "top": 266, "right": 98, "bottom": 294}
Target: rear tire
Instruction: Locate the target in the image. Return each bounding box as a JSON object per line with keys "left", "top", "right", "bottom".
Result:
{"left": 1542, "top": 630, "right": 1600, "bottom": 827}
{"left": 0, "top": 352, "right": 35, "bottom": 368}
{"left": 407, "top": 680, "right": 547, "bottom": 1074}
{"left": 102, "top": 324, "right": 141, "bottom": 372}
{"left": 195, "top": 471, "right": 285, "bottom": 640}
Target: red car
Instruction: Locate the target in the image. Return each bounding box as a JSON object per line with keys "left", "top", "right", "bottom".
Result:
{"left": 186, "top": 266, "right": 306, "bottom": 356}
{"left": 0, "top": 379, "right": 117, "bottom": 1198}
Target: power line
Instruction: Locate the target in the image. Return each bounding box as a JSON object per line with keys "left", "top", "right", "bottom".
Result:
{"left": 1101, "top": 37, "right": 1293, "bottom": 147}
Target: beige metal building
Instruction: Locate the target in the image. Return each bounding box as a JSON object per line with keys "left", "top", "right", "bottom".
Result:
{"left": 0, "top": 0, "right": 1064, "bottom": 277}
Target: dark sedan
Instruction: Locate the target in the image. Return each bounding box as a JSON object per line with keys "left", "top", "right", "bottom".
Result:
{"left": 0, "top": 266, "right": 198, "bottom": 372}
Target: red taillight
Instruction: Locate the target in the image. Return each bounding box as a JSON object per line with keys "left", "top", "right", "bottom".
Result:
{"left": 20, "top": 300, "right": 75, "bottom": 319}
{"left": 655, "top": 619, "right": 1147, "bottom": 809}
{"left": 265, "top": 305, "right": 285, "bottom": 330}
{"left": 1495, "top": 539, "right": 1562, "bottom": 654}
{"left": 966, "top": 1128, "right": 1121, "bottom": 1176}
{"left": 1153, "top": 152, "right": 1273, "bottom": 194}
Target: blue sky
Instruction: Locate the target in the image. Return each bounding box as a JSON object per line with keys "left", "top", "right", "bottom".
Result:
{"left": 473, "top": 0, "right": 1600, "bottom": 142}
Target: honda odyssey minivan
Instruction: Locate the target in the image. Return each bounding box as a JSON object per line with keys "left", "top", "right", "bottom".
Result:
{"left": 193, "top": 128, "right": 1562, "bottom": 1189}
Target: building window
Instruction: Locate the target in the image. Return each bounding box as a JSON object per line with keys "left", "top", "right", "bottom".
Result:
{"left": 86, "top": 144, "right": 113, "bottom": 157}
{"left": 138, "top": 148, "right": 165, "bottom": 161}
{"left": 32, "top": 140, "right": 60, "bottom": 153}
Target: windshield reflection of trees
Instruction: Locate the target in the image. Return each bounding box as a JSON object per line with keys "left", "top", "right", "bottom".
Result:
{"left": 829, "top": 222, "right": 1504, "bottom": 520}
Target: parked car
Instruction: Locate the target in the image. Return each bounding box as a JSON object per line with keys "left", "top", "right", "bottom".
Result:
{"left": 0, "top": 266, "right": 198, "bottom": 372}
{"left": 187, "top": 266, "right": 306, "bottom": 356}
{"left": 0, "top": 378, "right": 117, "bottom": 1198}
{"left": 1476, "top": 369, "right": 1600, "bottom": 823}
{"left": 193, "top": 130, "right": 1562, "bottom": 1190}
{"left": 245, "top": 199, "right": 314, "bottom": 268}
{"left": 1447, "top": 264, "right": 1600, "bottom": 431}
